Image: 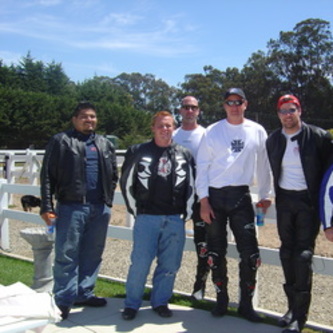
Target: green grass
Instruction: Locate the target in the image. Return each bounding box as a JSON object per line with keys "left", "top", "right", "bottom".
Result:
{"left": 0, "top": 254, "right": 326, "bottom": 333}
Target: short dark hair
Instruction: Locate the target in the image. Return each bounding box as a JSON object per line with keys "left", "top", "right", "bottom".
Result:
{"left": 72, "top": 102, "right": 97, "bottom": 117}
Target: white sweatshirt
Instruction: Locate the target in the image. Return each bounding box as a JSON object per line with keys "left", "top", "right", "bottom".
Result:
{"left": 196, "top": 118, "right": 271, "bottom": 201}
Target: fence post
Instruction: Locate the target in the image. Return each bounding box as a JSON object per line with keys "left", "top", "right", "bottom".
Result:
{"left": 6, "top": 152, "right": 15, "bottom": 205}
{"left": 0, "top": 178, "right": 10, "bottom": 251}
{"left": 126, "top": 212, "right": 134, "bottom": 228}
{"left": 26, "top": 149, "right": 39, "bottom": 185}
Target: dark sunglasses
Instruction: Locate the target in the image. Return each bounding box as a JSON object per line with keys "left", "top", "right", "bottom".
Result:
{"left": 278, "top": 108, "right": 297, "bottom": 115}
{"left": 225, "top": 100, "right": 244, "bottom": 106}
{"left": 182, "top": 105, "right": 199, "bottom": 111}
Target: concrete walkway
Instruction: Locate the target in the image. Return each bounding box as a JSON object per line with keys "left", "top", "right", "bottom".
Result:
{"left": 39, "top": 297, "right": 283, "bottom": 333}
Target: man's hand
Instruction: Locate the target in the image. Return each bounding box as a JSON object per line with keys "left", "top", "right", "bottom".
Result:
{"left": 41, "top": 211, "right": 56, "bottom": 226}
{"left": 324, "top": 227, "right": 333, "bottom": 242}
{"left": 258, "top": 199, "right": 272, "bottom": 214}
{"left": 200, "top": 197, "right": 215, "bottom": 224}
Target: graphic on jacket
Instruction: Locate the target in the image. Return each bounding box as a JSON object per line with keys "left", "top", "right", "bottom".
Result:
{"left": 138, "top": 157, "right": 152, "bottom": 189}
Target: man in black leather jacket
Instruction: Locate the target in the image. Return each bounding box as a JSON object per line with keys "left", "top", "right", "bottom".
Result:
{"left": 40, "top": 102, "right": 118, "bottom": 320}
{"left": 266, "top": 94, "right": 333, "bottom": 333}
{"left": 120, "top": 111, "right": 195, "bottom": 321}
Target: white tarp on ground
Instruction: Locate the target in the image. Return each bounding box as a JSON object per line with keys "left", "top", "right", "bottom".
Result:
{"left": 0, "top": 282, "right": 61, "bottom": 332}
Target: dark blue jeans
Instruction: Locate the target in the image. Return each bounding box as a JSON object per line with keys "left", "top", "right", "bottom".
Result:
{"left": 53, "top": 202, "right": 111, "bottom": 307}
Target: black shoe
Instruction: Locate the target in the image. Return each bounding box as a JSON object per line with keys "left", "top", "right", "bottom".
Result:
{"left": 122, "top": 307, "right": 137, "bottom": 320}
{"left": 153, "top": 305, "right": 173, "bottom": 318}
{"left": 238, "top": 306, "right": 263, "bottom": 323}
{"left": 57, "top": 305, "right": 70, "bottom": 320}
{"left": 74, "top": 296, "right": 107, "bottom": 307}
{"left": 278, "top": 309, "right": 293, "bottom": 327}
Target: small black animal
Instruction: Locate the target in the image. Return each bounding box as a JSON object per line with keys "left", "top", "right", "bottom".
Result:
{"left": 21, "top": 195, "right": 41, "bottom": 212}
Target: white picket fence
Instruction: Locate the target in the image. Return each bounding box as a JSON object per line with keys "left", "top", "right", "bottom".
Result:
{"left": 1, "top": 149, "right": 333, "bottom": 276}
{"left": 1, "top": 179, "right": 333, "bottom": 276}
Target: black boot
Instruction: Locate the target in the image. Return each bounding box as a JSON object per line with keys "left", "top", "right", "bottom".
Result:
{"left": 282, "top": 320, "right": 301, "bottom": 333}
{"left": 238, "top": 282, "right": 262, "bottom": 323}
{"left": 283, "top": 291, "right": 310, "bottom": 333}
{"left": 191, "top": 278, "right": 206, "bottom": 301}
{"left": 238, "top": 303, "right": 263, "bottom": 323}
{"left": 191, "top": 239, "right": 210, "bottom": 301}
{"left": 191, "top": 262, "right": 209, "bottom": 301}
{"left": 278, "top": 284, "right": 294, "bottom": 327}
{"left": 211, "top": 282, "right": 229, "bottom": 317}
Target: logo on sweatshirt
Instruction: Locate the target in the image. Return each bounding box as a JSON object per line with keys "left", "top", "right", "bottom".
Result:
{"left": 231, "top": 139, "right": 244, "bottom": 153}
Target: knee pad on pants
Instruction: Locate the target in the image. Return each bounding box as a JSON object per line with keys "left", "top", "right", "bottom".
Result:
{"left": 197, "top": 242, "right": 208, "bottom": 258}
{"left": 207, "top": 251, "right": 220, "bottom": 270}
{"left": 247, "top": 252, "right": 261, "bottom": 271}
{"left": 297, "top": 250, "right": 313, "bottom": 263}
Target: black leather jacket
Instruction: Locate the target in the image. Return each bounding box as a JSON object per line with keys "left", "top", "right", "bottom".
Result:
{"left": 40, "top": 129, "right": 118, "bottom": 214}
{"left": 266, "top": 122, "right": 333, "bottom": 207}
{"left": 120, "top": 140, "right": 195, "bottom": 221}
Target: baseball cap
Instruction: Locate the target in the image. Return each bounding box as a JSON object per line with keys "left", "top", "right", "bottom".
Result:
{"left": 224, "top": 88, "right": 246, "bottom": 100}
{"left": 277, "top": 94, "right": 301, "bottom": 109}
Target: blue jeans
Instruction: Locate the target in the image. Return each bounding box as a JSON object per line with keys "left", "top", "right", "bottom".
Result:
{"left": 125, "top": 214, "right": 185, "bottom": 310}
{"left": 53, "top": 202, "right": 111, "bottom": 307}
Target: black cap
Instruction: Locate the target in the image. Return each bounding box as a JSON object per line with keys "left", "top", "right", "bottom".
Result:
{"left": 224, "top": 88, "right": 246, "bottom": 100}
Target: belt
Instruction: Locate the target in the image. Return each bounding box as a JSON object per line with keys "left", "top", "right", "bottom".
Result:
{"left": 210, "top": 185, "right": 249, "bottom": 192}
{"left": 278, "top": 188, "right": 308, "bottom": 195}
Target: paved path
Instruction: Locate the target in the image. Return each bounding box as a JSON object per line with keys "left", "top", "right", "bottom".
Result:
{"left": 39, "top": 298, "right": 282, "bottom": 333}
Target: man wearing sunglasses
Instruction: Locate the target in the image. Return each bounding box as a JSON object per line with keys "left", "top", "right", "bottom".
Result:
{"left": 266, "top": 94, "right": 333, "bottom": 333}
{"left": 173, "top": 96, "right": 211, "bottom": 301}
{"left": 196, "top": 88, "right": 272, "bottom": 322}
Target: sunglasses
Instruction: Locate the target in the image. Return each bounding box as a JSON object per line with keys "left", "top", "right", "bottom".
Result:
{"left": 225, "top": 100, "right": 244, "bottom": 106}
{"left": 182, "top": 105, "right": 199, "bottom": 111}
{"left": 278, "top": 108, "right": 297, "bottom": 115}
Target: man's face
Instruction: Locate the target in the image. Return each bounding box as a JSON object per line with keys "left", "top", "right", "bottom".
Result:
{"left": 223, "top": 95, "right": 247, "bottom": 124}
{"left": 278, "top": 102, "right": 301, "bottom": 132}
{"left": 180, "top": 97, "right": 200, "bottom": 125}
{"left": 72, "top": 109, "right": 97, "bottom": 134}
{"left": 152, "top": 115, "right": 174, "bottom": 147}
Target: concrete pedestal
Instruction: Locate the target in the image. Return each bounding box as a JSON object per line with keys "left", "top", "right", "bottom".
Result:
{"left": 20, "top": 227, "right": 54, "bottom": 293}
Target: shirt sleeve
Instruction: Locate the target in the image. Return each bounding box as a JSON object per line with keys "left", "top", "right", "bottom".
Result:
{"left": 195, "top": 131, "right": 211, "bottom": 199}
{"left": 256, "top": 128, "right": 272, "bottom": 200}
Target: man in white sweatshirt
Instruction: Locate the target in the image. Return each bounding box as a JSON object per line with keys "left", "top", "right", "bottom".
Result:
{"left": 196, "top": 88, "right": 271, "bottom": 322}
{"left": 173, "top": 96, "right": 210, "bottom": 301}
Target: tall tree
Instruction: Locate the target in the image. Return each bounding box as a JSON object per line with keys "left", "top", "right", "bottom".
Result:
{"left": 112, "top": 72, "right": 179, "bottom": 113}
{"left": 16, "top": 52, "right": 47, "bottom": 93}
{"left": 267, "top": 18, "right": 333, "bottom": 118}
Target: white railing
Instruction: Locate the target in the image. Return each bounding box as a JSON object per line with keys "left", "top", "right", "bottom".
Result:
{"left": 1, "top": 180, "right": 333, "bottom": 276}
{"left": 0, "top": 149, "right": 126, "bottom": 186}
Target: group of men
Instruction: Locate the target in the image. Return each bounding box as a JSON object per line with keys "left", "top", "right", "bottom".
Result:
{"left": 40, "top": 89, "right": 333, "bottom": 333}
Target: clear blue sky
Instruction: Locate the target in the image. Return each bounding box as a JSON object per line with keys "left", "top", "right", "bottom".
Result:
{"left": 1, "top": 0, "right": 333, "bottom": 87}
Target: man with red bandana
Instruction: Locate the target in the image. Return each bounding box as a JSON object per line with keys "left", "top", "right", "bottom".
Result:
{"left": 266, "top": 94, "right": 333, "bottom": 333}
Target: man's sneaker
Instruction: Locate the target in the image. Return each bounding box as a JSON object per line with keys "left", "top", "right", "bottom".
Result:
{"left": 74, "top": 296, "right": 107, "bottom": 307}
{"left": 122, "top": 307, "right": 137, "bottom": 320}
{"left": 57, "top": 305, "right": 70, "bottom": 320}
{"left": 153, "top": 305, "right": 173, "bottom": 318}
